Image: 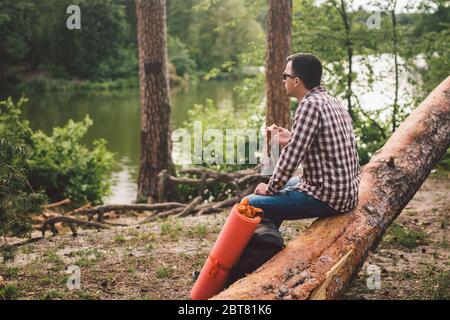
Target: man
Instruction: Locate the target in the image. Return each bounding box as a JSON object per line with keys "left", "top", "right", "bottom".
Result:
{"left": 247, "top": 53, "right": 361, "bottom": 229}
{"left": 194, "top": 53, "right": 361, "bottom": 285}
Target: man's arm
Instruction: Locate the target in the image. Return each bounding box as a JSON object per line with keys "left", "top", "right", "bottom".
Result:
{"left": 265, "top": 100, "right": 321, "bottom": 195}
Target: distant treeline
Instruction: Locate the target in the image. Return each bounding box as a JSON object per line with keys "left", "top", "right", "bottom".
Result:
{"left": 0, "top": 0, "right": 448, "bottom": 89}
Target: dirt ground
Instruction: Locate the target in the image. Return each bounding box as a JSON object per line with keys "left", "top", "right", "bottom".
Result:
{"left": 0, "top": 173, "right": 449, "bottom": 300}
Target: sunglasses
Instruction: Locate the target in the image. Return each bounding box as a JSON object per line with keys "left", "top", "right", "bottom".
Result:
{"left": 282, "top": 72, "right": 297, "bottom": 80}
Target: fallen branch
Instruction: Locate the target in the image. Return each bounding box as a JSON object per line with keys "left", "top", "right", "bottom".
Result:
{"left": 176, "top": 196, "right": 204, "bottom": 218}
{"left": 44, "top": 198, "right": 71, "bottom": 209}
{"left": 158, "top": 167, "right": 265, "bottom": 202}
{"left": 78, "top": 202, "right": 186, "bottom": 221}
{"left": 195, "top": 196, "right": 244, "bottom": 216}
{"left": 41, "top": 216, "right": 110, "bottom": 237}
{"left": 66, "top": 202, "right": 92, "bottom": 216}
{"left": 9, "top": 237, "right": 44, "bottom": 247}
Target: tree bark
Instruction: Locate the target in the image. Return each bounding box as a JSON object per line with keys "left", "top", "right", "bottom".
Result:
{"left": 212, "top": 76, "right": 450, "bottom": 300}
{"left": 135, "top": 0, "right": 177, "bottom": 203}
{"left": 265, "top": 0, "right": 292, "bottom": 128}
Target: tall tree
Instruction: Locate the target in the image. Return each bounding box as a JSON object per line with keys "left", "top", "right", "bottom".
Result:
{"left": 135, "top": 0, "right": 176, "bottom": 203}
{"left": 265, "top": 0, "right": 292, "bottom": 128}
{"left": 328, "top": 0, "right": 356, "bottom": 122}
{"left": 390, "top": 0, "right": 400, "bottom": 132}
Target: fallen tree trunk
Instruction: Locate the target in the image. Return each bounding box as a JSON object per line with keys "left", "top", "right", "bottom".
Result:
{"left": 212, "top": 76, "right": 450, "bottom": 300}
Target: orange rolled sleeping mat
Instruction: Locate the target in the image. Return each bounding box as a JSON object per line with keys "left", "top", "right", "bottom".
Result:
{"left": 190, "top": 198, "right": 263, "bottom": 300}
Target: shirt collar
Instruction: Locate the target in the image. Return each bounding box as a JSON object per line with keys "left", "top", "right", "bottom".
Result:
{"left": 303, "top": 86, "right": 326, "bottom": 100}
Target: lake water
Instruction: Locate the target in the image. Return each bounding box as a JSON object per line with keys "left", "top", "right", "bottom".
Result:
{"left": 17, "top": 80, "right": 243, "bottom": 204}
{"left": 6, "top": 54, "right": 418, "bottom": 204}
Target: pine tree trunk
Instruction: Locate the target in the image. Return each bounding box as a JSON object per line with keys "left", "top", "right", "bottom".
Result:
{"left": 135, "top": 0, "right": 176, "bottom": 203}
{"left": 265, "top": 0, "right": 292, "bottom": 128}
{"left": 212, "top": 76, "right": 450, "bottom": 300}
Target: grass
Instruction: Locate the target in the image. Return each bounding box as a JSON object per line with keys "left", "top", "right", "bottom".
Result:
{"left": 155, "top": 266, "right": 174, "bottom": 279}
{"left": 74, "top": 248, "right": 103, "bottom": 259}
{"left": 434, "top": 236, "right": 449, "bottom": 249}
{"left": 160, "top": 221, "right": 183, "bottom": 240}
{"left": 187, "top": 223, "right": 209, "bottom": 239}
{"left": 2, "top": 266, "right": 20, "bottom": 278}
{"left": 42, "top": 249, "right": 65, "bottom": 269}
{"left": 423, "top": 271, "right": 450, "bottom": 300}
{"left": 41, "top": 290, "right": 65, "bottom": 300}
{"left": 114, "top": 235, "right": 126, "bottom": 244}
{"left": 75, "top": 257, "right": 98, "bottom": 267}
{"left": 0, "top": 284, "right": 21, "bottom": 300}
{"left": 76, "top": 291, "right": 101, "bottom": 300}
{"left": 384, "top": 223, "right": 428, "bottom": 249}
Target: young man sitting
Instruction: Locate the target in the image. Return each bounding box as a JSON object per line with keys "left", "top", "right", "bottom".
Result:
{"left": 247, "top": 53, "right": 361, "bottom": 229}
{"left": 194, "top": 53, "right": 361, "bottom": 285}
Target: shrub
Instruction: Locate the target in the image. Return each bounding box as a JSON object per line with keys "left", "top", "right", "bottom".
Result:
{"left": 26, "top": 116, "right": 114, "bottom": 206}
{"left": 0, "top": 97, "right": 114, "bottom": 207}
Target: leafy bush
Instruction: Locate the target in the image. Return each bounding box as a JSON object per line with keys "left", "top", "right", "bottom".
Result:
{"left": 168, "top": 36, "right": 197, "bottom": 77}
{"left": 92, "top": 47, "right": 139, "bottom": 81}
{"left": 175, "top": 92, "right": 265, "bottom": 201}
{"left": 0, "top": 97, "right": 114, "bottom": 207}
{"left": 182, "top": 97, "right": 264, "bottom": 171}
{"left": 26, "top": 116, "right": 114, "bottom": 206}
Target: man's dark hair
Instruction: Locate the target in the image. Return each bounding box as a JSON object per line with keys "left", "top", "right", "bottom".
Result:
{"left": 286, "top": 53, "right": 323, "bottom": 89}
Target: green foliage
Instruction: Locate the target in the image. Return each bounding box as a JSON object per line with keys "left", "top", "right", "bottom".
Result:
{"left": 0, "top": 0, "right": 135, "bottom": 85}
{"left": 26, "top": 116, "right": 114, "bottom": 206}
{"left": 0, "top": 97, "right": 114, "bottom": 208}
{"left": 184, "top": 97, "right": 264, "bottom": 168}
{"left": 174, "top": 93, "right": 265, "bottom": 201}
{"left": 186, "top": 223, "right": 209, "bottom": 239}
{"left": 168, "top": 0, "right": 265, "bottom": 76}
{"left": 423, "top": 270, "right": 450, "bottom": 300}
{"left": 385, "top": 223, "right": 428, "bottom": 249}
{"left": 160, "top": 221, "right": 183, "bottom": 241}
{"left": 92, "top": 47, "right": 138, "bottom": 81}
{"left": 0, "top": 100, "right": 47, "bottom": 262}
{"left": 50, "top": 0, "right": 131, "bottom": 81}
{"left": 113, "top": 235, "right": 126, "bottom": 244}
{"left": 2, "top": 0, "right": 265, "bottom": 87}
{"left": 353, "top": 108, "right": 390, "bottom": 164}
{"left": 155, "top": 266, "right": 174, "bottom": 279}
{"left": 167, "top": 36, "right": 197, "bottom": 77}
{"left": 436, "top": 148, "right": 450, "bottom": 171}
{"left": 289, "top": 0, "right": 450, "bottom": 166}
{"left": 0, "top": 284, "right": 21, "bottom": 300}
{"left": 0, "top": 0, "right": 34, "bottom": 82}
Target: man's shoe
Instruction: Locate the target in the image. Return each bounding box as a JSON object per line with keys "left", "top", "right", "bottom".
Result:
{"left": 192, "top": 270, "right": 200, "bottom": 281}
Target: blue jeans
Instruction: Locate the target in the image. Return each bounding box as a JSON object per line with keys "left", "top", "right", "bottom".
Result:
{"left": 246, "top": 176, "right": 340, "bottom": 229}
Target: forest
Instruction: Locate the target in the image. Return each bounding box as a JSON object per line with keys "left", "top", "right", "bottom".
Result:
{"left": 0, "top": 0, "right": 449, "bottom": 301}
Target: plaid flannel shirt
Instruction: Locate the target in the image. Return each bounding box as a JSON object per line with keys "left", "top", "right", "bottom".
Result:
{"left": 266, "top": 86, "right": 361, "bottom": 212}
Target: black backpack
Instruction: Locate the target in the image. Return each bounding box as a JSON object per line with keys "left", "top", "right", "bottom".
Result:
{"left": 225, "top": 218, "right": 284, "bottom": 288}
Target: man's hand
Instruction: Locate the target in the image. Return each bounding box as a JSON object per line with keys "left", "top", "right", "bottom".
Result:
{"left": 266, "top": 124, "right": 291, "bottom": 147}
{"left": 254, "top": 183, "right": 270, "bottom": 196}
